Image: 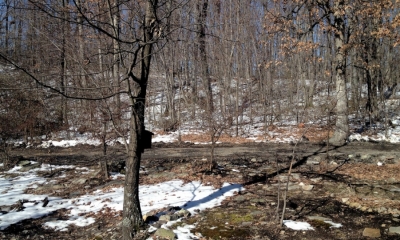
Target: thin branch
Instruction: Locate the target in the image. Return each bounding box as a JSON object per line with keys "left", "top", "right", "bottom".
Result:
{"left": 0, "top": 52, "right": 129, "bottom": 101}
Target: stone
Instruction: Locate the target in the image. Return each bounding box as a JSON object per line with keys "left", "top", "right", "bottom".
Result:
{"left": 251, "top": 210, "right": 264, "bottom": 217}
{"left": 17, "top": 160, "right": 31, "bottom": 166}
{"left": 241, "top": 222, "right": 252, "bottom": 226}
{"left": 360, "top": 206, "right": 368, "bottom": 212}
{"left": 290, "top": 173, "right": 301, "bottom": 179}
{"left": 159, "top": 215, "right": 171, "bottom": 221}
{"left": 363, "top": 228, "right": 381, "bottom": 238}
{"left": 389, "top": 226, "right": 400, "bottom": 234}
{"left": 234, "top": 195, "right": 247, "bottom": 202}
{"left": 301, "top": 185, "right": 314, "bottom": 191}
{"left": 307, "top": 156, "right": 324, "bottom": 165}
{"left": 176, "top": 209, "right": 191, "bottom": 218}
{"left": 310, "top": 178, "right": 322, "bottom": 183}
{"left": 306, "top": 216, "right": 332, "bottom": 221}
{"left": 154, "top": 228, "right": 175, "bottom": 240}
{"left": 287, "top": 185, "right": 301, "bottom": 191}
{"left": 71, "top": 178, "right": 87, "bottom": 185}
{"left": 377, "top": 207, "right": 388, "bottom": 213}
{"left": 20, "top": 163, "right": 41, "bottom": 172}
{"left": 349, "top": 202, "right": 361, "bottom": 209}
{"left": 251, "top": 158, "right": 257, "bottom": 162}
{"left": 389, "top": 188, "right": 400, "bottom": 192}
{"left": 360, "top": 154, "right": 372, "bottom": 161}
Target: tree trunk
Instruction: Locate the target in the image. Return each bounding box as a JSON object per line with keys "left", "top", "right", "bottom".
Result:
{"left": 197, "top": 0, "right": 213, "bottom": 114}
{"left": 122, "top": 109, "right": 144, "bottom": 238}
{"left": 121, "top": 1, "right": 157, "bottom": 239}
{"left": 329, "top": 0, "right": 348, "bottom": 145}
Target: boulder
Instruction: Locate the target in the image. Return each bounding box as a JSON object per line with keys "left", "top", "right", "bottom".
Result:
{"left": 154, "top": 228, "right": 175, "bottom": 240}
{"left": 389, "top": 226, "right": 400, "bottom": 235}
{"left": 362, "top": 228, "right": 381, "bottom": 238}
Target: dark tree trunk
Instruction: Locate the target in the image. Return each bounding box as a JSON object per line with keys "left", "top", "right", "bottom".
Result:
{"left": 121, "top": 1, "right": 157, "bottom": 239}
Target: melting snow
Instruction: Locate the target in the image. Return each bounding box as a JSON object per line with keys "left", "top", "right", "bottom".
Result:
{"left": 0, "top": 164, "right": 243, "bottom": 236}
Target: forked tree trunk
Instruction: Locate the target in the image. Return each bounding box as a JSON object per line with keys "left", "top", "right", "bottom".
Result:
{"left": 121, "top": 1, "right": 157, "bottom": 239}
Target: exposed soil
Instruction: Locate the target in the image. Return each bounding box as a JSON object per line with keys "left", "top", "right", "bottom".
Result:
{"left": 1, "top": 141, "right": 400, "bottom": 239}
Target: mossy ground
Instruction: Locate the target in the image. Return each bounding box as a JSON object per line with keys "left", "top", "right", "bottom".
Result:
{"left": 180, "top": 206, "right": 262, "bottom": 239}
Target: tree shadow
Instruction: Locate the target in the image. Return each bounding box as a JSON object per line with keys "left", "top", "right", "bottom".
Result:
{"left": 244, "top": 143, "right": 347, "bottom": 186}
{"left": 181, "top": 183, "right": 243, "bottom": 210}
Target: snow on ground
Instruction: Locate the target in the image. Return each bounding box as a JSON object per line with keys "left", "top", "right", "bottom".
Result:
{"left": 27, "top": 116, "right": 400, "bottom": 148}
{"left": 0, "top": 163, "right": 243, "bottom": 237}
{"left": 39, "top": 137, "right": 102, "bottom": 148}
{"left": 283, "top": 220, "right": 315, "bottom": 230}
{"left": 283, "top": 219, "right": 342, "bottom": 231}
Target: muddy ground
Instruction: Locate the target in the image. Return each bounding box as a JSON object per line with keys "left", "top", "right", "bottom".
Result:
{"left": 1, "top": 141, "right": 400, "bottom": 239}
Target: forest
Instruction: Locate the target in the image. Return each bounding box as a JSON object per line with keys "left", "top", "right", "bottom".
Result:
{"left": 0, "top": 0, "right": 399, "bottom": 145}
{"left": 1, "top": 0, "right": 400, "bottom": 239}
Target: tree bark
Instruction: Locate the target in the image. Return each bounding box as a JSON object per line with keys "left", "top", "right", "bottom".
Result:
{"left": 121, "top": 1, "right": 157, "bottom": 239}
{"left": 329, "top": 0, "right": 349, "bottom": 145}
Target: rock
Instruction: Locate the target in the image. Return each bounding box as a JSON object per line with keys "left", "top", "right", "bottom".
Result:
{"left": 176, "top": 209, "right": 191, "bottom": 218}
{"left": 17, "top": 160, "right": 31, "bottom": 166}
{"left": 389, "top": 226, "right": 400, "bottom": 235}
{"left": 307, "top": 155, "right": 327, "bottom": 165}
{"left": 241, "top": 222, "right": 252, "bottom": 226}
{"left": 377, "top": 207, "right": 388, "bottom": 214}
{"left": 71, "top": 178, "right": 87, "bottom": 185}
{"left": 278, "top": 173, "right": 300, "bottom": 182}
{"left": 234, "top": 195, "right": 247, "bottom": 202}
{"left": 349, "top": 202, "right": 361, "bottom": 209}
{"left": 159, "top": 215, "right": 171, "bottom": 221}
{"left": 310, "top": 177, "right": 322, "bottom": 183}
{"left": 301, "top": 185, "right": 314, "bottom": 191}
{"left": 291, "top": 173, "right": 300, "bottom": 180}
{"left": 251, "top": 158, "right": 257, "bottom": 162}
{"left": 250, "top": 210, "right": 264, "bottom": 217}
{"left": 342, "top": 198, "right": 349, "bottom": 203}
{"left": 360, "top": 154, "right": 372, "bottom": 162}
{"left": 363, "top": 228, "right": 381, "bottom": 238}
{"left": 360, "top": 206, "right": 368, "bottom": 212}
{"left": 389, "top": 188, "right": 400, "bottom": 192}
{"left": 154, "top": 228, "right": 175, "bottom": 240}
{"left": 20, "top": 163, "right": 41, "bottom": 172}
{"left": 250, "top": 199, "right": 267, "bottom": 204}
{"left": 306, "top": 216, "right": 332, "bottom": 221}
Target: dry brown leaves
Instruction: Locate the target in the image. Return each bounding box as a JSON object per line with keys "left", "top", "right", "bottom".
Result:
{"left": 174, "top": 125, "right": 333, "bottom": 144}
{"left": 336, "top": 163, "right": 400, "bottom": 182}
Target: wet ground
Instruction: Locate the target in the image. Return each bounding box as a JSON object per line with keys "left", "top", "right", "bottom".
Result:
{"left": 1, "top": 141, "right": 400, "bottom": 239}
